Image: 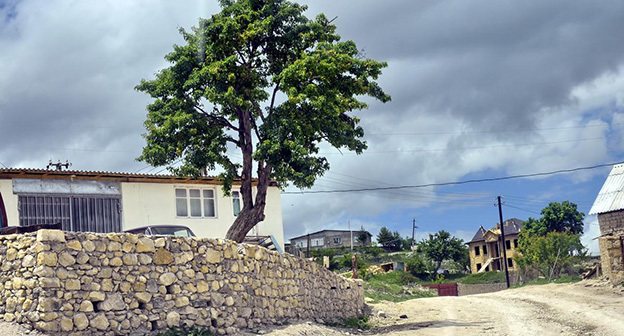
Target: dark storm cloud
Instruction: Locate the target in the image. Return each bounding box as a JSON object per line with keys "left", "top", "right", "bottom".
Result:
{"left": 305, "top": 0, "right": 624, "bottom": 130}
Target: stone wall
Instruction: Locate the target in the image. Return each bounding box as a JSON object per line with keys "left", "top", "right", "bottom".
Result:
{"left": 598, "top": 211, "right": 624, "bottom": 236}
{"left": 457, "top": 283, "right": 507, "bottom": 296}
{"left": 0, "top": 230, "right": 364, "bottom": 335}
{"left": 598, "top": 236, "right": 624, "bottom": 284}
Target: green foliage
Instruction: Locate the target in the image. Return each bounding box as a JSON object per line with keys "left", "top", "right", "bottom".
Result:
{"left": 363, "top": 271, "right": 437, "bottom": 303}
{"left": 157, "top": 327, "right": 212, "bottom": 336}
{"left": 521, "top": 201, "right": 585, "bottom": 239}
{"left": 376, "top": 226, "right": 403, "bottom": 251}
{"left": 356, "top": 226, "right": 369, "bottom": 244}
{"left": 338, "top": 253, "right": 368, "bottom": 271}
{"left": 515, "top": 232, "right": 585, "bottom": 280}
{"left": 310, "top": 248, "right": 340, "bottom": 270}
{"left": 405, "top": 253, "right": 428, "bottom": 277}
{"left": 135, "top": 0, "right": 389, "bottom": 241}
{"left": 458, "top": 271, "right": 506, "bottom": 284}
{"left": 341, "top": 316, "right": 371, "bottom": 330}
{"left": 434, "top": 274, "right": 445, "bottom": 284}
{"left": 418, "top": 230, "right": 468, "bottom": 275}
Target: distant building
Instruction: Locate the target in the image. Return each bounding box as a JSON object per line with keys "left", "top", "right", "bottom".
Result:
{"left": 466, "top": 218, "right": 523, "bottom": 274}
{"left": 590, "top": 164, "right": 624, "bottom": 284}
{"left": 289, "top": 229, "right": 372, "bottom": 253}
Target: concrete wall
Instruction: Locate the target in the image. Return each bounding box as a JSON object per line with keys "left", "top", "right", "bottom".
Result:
{"left": 0, "top": 230, "right": 363, "bottom": 335}
{"left": 0, "top": 179, "right": 284, "bottom": 248}
{"left": 0, "top": 180, "right": 18, "bottom": 226}
{"left": 457, "top": 283, "right": 507, "bottom": 296}
{"left": 121, "top": 183, "right": 284, "bottom": 248}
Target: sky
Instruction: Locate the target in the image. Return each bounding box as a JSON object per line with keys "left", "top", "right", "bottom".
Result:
{"left": 2, "top": 0, "right": 624, "bottom": 254}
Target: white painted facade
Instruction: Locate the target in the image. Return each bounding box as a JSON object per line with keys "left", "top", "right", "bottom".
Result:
{"left": 0, "top": 175, "right": 284, "bottom": 248}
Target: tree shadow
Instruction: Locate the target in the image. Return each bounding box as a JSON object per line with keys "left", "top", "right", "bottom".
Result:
{"left": 366, "top": 319, "right": 487, "bottom": 334}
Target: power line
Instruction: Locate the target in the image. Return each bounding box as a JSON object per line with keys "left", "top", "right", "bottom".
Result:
{"left": 320, "top": 136, "right": 606, "bottom": 155}
{"left": 366, "top": 122, "right": 623, "bottom": 136}
{"left": 283, "top": 161, "right": 621, "bottom": 195}
{"left": 503, "top": 204, "right": 541, "bottom": 215}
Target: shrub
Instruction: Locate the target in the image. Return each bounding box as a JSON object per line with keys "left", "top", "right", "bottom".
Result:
{"left": 157, "top": 327, "right": 212, "bottom": 336}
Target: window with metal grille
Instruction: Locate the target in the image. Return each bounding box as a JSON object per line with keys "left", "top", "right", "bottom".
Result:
{"left": 232, "top": 191, "right": 240, "bottom": 216}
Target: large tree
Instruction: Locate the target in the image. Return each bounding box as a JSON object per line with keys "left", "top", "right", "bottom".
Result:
{"left": 522, "top": 201, "right": 585, "bottom": 237}
{"left": 136, "top": 0, "right": 390, "bottom": 242}
{"left": 419, "top": 230, "right": 467, "bottom": 275}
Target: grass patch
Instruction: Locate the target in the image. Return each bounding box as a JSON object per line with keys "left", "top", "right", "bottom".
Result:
{"left": 330, "top": 315, "right": 371, "bottom": 330}
{"left": 458, "top": 271, "right": 506, "bottom": 284}
{"left": 363, "top": 271, "right": 437, "bottom": 303}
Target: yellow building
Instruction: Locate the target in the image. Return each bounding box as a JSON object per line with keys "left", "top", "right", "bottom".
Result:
{"left": 467, "top": 218, "right": 523, "bottom": 274}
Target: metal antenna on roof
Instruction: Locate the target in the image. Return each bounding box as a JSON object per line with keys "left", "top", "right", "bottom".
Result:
{"left": 46, "top": 159, "right": 72, "bottom": 171}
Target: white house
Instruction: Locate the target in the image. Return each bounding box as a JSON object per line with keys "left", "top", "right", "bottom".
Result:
{"left": 0, "top": 168, "right": 284, "bottom": 247}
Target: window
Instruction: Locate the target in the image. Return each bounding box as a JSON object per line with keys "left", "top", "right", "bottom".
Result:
{"left": 485, "top": 265, "right": 490, "bottom": 272}
{"left": 476, "top": 263, "right": 482, "bottom": 271}
{"left": 482, "top": 245, "right": 488, "bottom": 255}
{"left": 175, "top": 188, "right": 216, "bottom": 218}
{"left": 474, "top": 246, "right": 480, "bottom": 256}
{"left": 513, "top": 239, "right": 518, "bottom": 248}
{"left": 232, "top": 191, "right": 241, "bottom": 216}
{"left": 311, "top": 238, "right": 324, "bottom": 247}
{"left": 295, "top": 240, "right": 307, "bottom": 248}
{"left": 505, "top": 240, "right": 511, "bottom": 250}
{"left": 507, "top": 258, "right": 513, "bottom": 267}
{"left": 333, "top": 237, "right": 342, "bottom": 245}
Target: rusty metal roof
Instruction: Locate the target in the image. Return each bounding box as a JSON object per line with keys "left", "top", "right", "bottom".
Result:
{"left": 589, "top": 164, "right": 624, "bottom": 215}
{"left": 0, "top": 168, "right": 224, "bottom": 185}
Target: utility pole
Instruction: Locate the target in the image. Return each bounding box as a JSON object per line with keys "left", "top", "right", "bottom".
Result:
{"left": 306, "top": 233, "right": 311, "bottom": 259}
{"left": 348, "top": 220, "right": 353, "bottom": 252}
{"left": 497, "top": 196, "right": 511, "bottom": 288}
{"left": 411, "top": 219, "right": 418, "bottom": 250}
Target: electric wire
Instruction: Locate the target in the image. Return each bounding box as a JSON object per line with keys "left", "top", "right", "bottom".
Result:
{"left": 283, "top": 161, "right": 622, "bottom": 195}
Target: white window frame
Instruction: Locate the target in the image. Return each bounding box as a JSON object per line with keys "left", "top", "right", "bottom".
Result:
{"left": 175, "top": 187, "right": 217, "bottom": 219}
{"left": 333, "top": 237, "right": 342, "bottom": 245}
{"left": 232, "top": 190, "right": 241, "bottom": 216}
{"left": 311, "top": 238, "right": 324, "bottom": 247}
{"left": 295, "top": 240, "right": 307, "bottom": 248}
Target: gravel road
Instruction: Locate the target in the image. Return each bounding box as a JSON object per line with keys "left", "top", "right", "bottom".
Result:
{"left": 243, "top": 280, "right": 624, "bottom": 336}
{"left": 2, "top": 280, "right": 622, "bottom": 335}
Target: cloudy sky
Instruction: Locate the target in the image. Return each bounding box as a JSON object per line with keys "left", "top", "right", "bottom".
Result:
{"left": 2, "top": 0, "right": 624, "bottom": 254}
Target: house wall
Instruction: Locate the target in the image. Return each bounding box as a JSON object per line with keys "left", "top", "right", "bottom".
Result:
{"left": 0, "top": 180, "right": 18, "bottom": 226}
{"left": 121, "top": 182, "right": 284, "bottom": 248}
{"left": 0, "top": 179, "right": 283, "bottom": 248}
{"left": 468, "top": 234, "right": 520, "bottom": 274}
{"left": 0, "top": 230, "right": 363, "bottom": 335}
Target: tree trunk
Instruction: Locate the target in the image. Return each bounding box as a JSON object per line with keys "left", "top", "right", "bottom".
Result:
{"left": 225, "top": 108, "right": 272, "bottom": 243}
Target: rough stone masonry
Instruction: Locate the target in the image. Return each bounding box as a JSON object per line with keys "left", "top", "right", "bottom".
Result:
{"left": 0, "top": 230, "right": 364, "bottom": 335}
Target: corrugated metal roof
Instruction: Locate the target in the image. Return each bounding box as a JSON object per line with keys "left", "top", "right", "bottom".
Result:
{"left": 589, "top": 164, "right": 624, "bottom": 215}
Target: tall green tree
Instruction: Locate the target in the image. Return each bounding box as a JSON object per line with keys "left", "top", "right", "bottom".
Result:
{"left": 522, "top": 201, "right": 585, "bottom": 237}
{"left": 356, "top": 226, "right": 369, "bottom": 245}
{"left": 136, "top": 0, "right": 390, "bottom": 242}
{"left": 419, "top": 230, "right": 467, "bottom": 275}
{"left": 376, "top": 226, "right": 393, "bottom": 248}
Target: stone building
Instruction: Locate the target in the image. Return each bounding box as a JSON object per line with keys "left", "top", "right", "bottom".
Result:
{"left": 467, "top": 218, "right": 523, "bottom": 274}
{"left": 589, "top": 164, "right": 624, "bottom": 283}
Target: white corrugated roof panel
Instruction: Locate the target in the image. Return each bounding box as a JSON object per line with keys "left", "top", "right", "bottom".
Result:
{"left": 589, "top": 164, "right": 624, "bottom": 215}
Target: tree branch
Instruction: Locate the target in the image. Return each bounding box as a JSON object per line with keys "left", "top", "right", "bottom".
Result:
{"left": 269, "top": 80, "right": 281, "bottom": 115}
{"left": 195, "top": 105, "right": 239, "bottom": 131}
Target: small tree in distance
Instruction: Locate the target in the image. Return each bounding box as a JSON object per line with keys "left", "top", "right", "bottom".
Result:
{"left": 136, "top": 0, "right": 390, "bottom": 242}
{"left": 419, "top": 230, "right": 467, "bottom": 275}
{"left": 356, "top": 226, "right": 369, "bottom": 245}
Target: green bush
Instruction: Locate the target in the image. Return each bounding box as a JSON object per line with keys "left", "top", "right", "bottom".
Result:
{"left": 405, "top": 254, "right": 428, "bottom": 277}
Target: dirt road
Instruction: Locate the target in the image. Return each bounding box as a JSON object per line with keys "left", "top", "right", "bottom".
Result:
{"left": 249, "top": 280, "right": 624, "bottom": 336}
